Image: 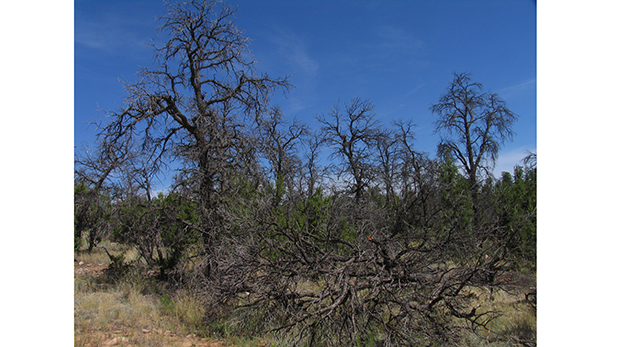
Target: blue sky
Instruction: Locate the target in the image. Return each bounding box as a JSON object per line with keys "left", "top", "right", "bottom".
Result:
{"left": 75, "top": 0, "right": 536, "bottom": 181}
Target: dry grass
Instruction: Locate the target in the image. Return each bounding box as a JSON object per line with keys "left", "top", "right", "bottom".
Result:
{"left": 75, "top": 238, "right": 140, "bottom": 264}
{"left": 74, "top": 283, "right": 215, "bottom": 346}
{"left": 74, "top": 242, "right": 266, "bottom": 347}
{"left": 453, "top": 286, "right": 536, "bottom": 346}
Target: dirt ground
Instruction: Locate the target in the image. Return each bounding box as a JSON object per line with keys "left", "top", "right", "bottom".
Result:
{"left": 74, "top": 260, "right": 245, "bottom": 347}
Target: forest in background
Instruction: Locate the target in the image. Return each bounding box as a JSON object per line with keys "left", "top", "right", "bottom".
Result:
{"left": 74, "top": 1, "right": 536, "bottom": 346}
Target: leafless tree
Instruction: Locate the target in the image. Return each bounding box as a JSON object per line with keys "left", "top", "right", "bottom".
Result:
{"left": 373, "top": 127, "right": 399, "bottom": 205}
{"left": 393, "top": 120, "right": 422, "bottom": 194}
{"left": 301, "top": 130, "right": 329, "bottom": 200}
{"left": 317, "top": 98, "right": 381, "bottom": 200}
{"left": 431, "top": 72, "right": 517, "bottom": 209}
{"left": 96, "top": 0, "right": 290, "bottom": 256}
{"left": 257, "top": 106, "right": 308, "bottom": 204}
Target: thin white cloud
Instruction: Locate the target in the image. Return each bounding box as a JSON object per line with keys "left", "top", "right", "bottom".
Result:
{"left": 359, "top": 25, "right": 426, "bottom": 72}
{"left": 404, "top": 83, "right": 425, "bottom": 97}
{"left": 280, "top": 95, "right": 313, "bottom": 115}
{"left": 75, "top": 8, "right": 155, "bottom": 57}
{"left": 498, "top": 79, "right": 536, "bottom": 98}
{"left": 376, "top": 25, "right": 425, "bottom": 54}
{"left": 268, "top": 30, "right": 319, "bottom": 77}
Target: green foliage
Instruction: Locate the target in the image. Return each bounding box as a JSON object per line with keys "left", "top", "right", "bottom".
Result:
{"left": 296, "top": 188, "right": 358, "bottom": 245}
{"left": 156, "top": 192, "right": 201, "bottom": 245}
{"left": 300, "top": 187, "right": 333, "bottom": 235}
{"left": 74, "top": 182, "right": 113, "bottom": 252}
{"left": 338, "top": 216, "right": 357, "bottom": 243}
{"left": 355, "top": 331, "right": 378, "bottom": 347}
{"left": 112, "top": 192, "right": 201, "bottom": 277}
{"left": 495, "top": 164, "right": 537, "bottom": 262}
{"left": 74, "top": 183, "right": 91, "bottom": 250}
{"left": 159, "top": 293, "right": 175, "bottom": 314}
{"left": 220, "top": 173, "right": 267, "bottom": 218}
{"left": 112, "top": 200, "right": 149, "bottom": 243}
{"left": 74, "top": 182, "right": 90, "bottom": 196}
{"left": 436, "top": 157, "right": 474, "bottom": 236}
{"left": 74, "top": 214, "right": 83, "bottom": 250}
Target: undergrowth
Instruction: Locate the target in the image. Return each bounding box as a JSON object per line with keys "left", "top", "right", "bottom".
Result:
{"left": 75, "top": 241, "right": 535, "bottom": 346}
